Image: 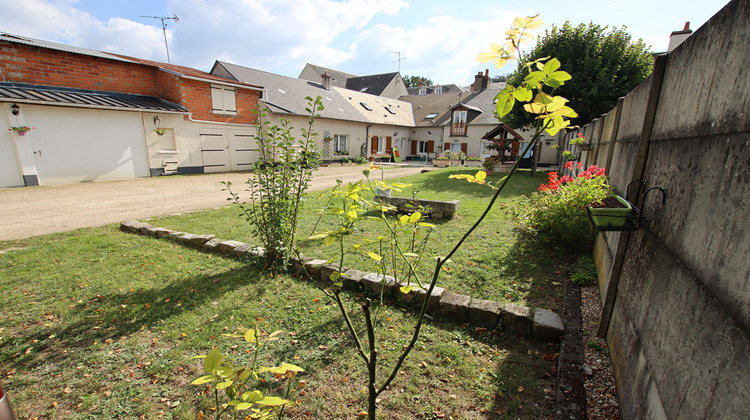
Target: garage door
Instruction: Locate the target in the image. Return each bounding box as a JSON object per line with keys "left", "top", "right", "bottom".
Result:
{"left": 200, "top": 128, "right": 257, "bottom": 173}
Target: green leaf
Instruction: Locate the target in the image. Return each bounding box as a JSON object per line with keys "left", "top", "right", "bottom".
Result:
{"left": 242, "top": 390, "right": 264, "bottom": 403}
{"left": 323, "top": 236, "right": 336, "bottom": 246}
{"left": 235, "top": 402, "right": 254, "bottom": 411}
{"left": 204, "top": 348, "right": 222, "bottom": 373}
{"left": 513, "top": 88, "right": 532, "bottom": 102}
{"left": 256, "top": 396, "right": 291, "bottom": 407}
{"left": 367, "top": 252, "right": 382, "bottom": 262}
{"left": 417, "top": 222, "right": 436, "bottom": 228}
{"left": 330, "top": 271, "right": 341, "bottom": 281}
{"left": 244, "top": 328, "right": 256, "bottom": 343}
{"left": 191, "top": 374, "right": 217, "bottom": 385}
{"left": 399, "top": 215, "right": 410, "bottom": 225}
{"left": 476, "top": 52, "right": 497, "bottom": 63}
{"left": 542, "top": 58, "right": 561, "bottom": 74}
{"left": 399, "top": 285, "right": 414, "bottom": 294}
{"left": 307, "top": 233, "right": 328, "bottom": 240}
{"left": 216, "top": 380, "right": 234, "bottom": 390}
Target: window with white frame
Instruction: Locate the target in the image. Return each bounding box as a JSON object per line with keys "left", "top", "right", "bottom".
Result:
{"left": 435, "top": 86, "right": 443, "bottom": 94}
{"left": 418, "top": 88, "right": 426, "bottom": 95}
{"left": 334, "top": 134, "right": 347, "bottom": 154}
{"left": 211, "top": 85, "right": 237, "bottom": 115}
{"left": 417, "top": 141, "right": 428, "bottom": 153}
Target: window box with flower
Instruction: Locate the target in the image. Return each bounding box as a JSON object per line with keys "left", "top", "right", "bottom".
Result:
{"left": 464, "top": 156, "right": 482, "bottom": 167}
{"left": 10, "top": 126, "right": 34, "bottom": 136}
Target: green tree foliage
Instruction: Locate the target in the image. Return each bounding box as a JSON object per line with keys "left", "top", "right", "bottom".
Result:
{"left": 502, "top": 22, "right": 653, "bottom": 128}
{"left": 403, "top": 75, "right": 434, "bottom": 88}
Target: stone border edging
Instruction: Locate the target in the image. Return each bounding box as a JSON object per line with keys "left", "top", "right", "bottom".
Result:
{"left": 120, "top": 220, "right": 564, "bottom": 340}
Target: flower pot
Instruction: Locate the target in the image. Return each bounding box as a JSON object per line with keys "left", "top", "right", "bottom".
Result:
{"left": 588, "top": 195, "right": 635, "bottom": 231}
{"left": 484, "top": 169, "right": 494, "bottom": 176}
{"left": 433, "top": 160, "right": 450, "bottom": 167}
{"left": 16, "top": 131, "right": 26, "bottom": 136}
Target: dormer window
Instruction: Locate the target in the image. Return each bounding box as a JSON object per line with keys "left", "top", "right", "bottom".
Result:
{"left": 435, "top": 87, "right": 443, "bottom": 94}
{"left": 451, "top": 110, "right": 467, "bottom": 136}
{"left": 418, "top": 88, "right": 426, "bottom": 95}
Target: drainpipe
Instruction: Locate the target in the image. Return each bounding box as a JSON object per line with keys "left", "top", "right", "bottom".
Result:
{"left": 597, "top": 54, "right": 668, "bottom": 338}
{"left": 365, "top": 123, "right": 373, "bottom": 156}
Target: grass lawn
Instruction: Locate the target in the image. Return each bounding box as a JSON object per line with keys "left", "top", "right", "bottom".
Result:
{"left": 0, "top": 167, "right": 567, "bottom": 419}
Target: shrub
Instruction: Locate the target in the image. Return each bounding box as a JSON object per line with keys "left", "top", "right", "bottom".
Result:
{"left": 515, "top": 164, "right": 609, "bottom": 248}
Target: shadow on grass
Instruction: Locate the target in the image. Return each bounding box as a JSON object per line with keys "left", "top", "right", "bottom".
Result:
{"left": 1, "top": 262, "right": 269, "bottom": 369}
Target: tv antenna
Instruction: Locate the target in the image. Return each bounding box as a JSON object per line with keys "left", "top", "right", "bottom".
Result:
{"left": 140, "top": 14, "right": 179, "bottom": 63}
{"left": 389, "top": 51, "right": 406, "bottom": 73}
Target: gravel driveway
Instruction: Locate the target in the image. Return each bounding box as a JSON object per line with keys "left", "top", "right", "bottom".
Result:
{"left": 0, "top": 165, "right": 428, "bottom": 241}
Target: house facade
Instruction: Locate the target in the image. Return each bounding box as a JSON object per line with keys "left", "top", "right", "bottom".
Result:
{"left": 0, "top": 33, "right": 263, "bottom": 187}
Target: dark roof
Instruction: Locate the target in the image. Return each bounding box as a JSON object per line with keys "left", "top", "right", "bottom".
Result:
{"left": 0, "top": 33, "right": 136, "bottom": 63}
{"left": 481, "top": 123, "right": 524, "bottom": 141}
{"left": 0, "top": 82, "right": 187, "bottom": 113}
{"left": 398, "top": 92, "right": 466, "bottom": 127}
{"left": 345, "top": 72, "right": 399, "bottom": 95}
{"left": 405, "top": 84, "right": 466, "bottom": 95}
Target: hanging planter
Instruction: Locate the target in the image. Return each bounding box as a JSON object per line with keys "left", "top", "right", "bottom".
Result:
{"left": 587, "top": 195, "right": 637, "bottom": 231}
{"left": 10, "top": 126, "right": 33, "bottom": 136}
{"left": 154, "top": 128, "right": 167, "bottom": 136}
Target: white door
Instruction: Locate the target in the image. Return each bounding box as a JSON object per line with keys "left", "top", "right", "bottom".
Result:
{"left": 200, "top": 130, "right": 230, "bottom": 173}
{"left": 228, "top": 131, "right": 257, "bottom": 171}
{"left": 0, "top": 130, "right": 23, "bottom": 187}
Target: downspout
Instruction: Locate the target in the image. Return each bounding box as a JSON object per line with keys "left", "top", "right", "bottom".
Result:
{"left": 597, "top": 54, "right": 668, "bottom": 338}
{"left": 365, "top": 123, "right": 373, "bottom": 156}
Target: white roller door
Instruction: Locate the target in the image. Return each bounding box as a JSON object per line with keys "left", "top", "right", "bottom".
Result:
{"left": 0, "top": 130, "right": 23, "bottom": 188}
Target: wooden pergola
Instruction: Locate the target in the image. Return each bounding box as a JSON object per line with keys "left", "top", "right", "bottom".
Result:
{"left": 481, "top": 123, "right": 525, "bottom": 162}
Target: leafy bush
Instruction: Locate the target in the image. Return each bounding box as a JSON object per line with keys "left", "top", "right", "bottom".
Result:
{"left": 515, "top": 165, "right": 609, "bottom": 248}
{"left": 352, "top": 156, "right": 368, "bottom": 164}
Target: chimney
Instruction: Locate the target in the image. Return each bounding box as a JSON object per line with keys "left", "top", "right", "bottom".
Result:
{"left": 472, "top": 70, "right": 490, "bottom": 91}
{"left": 418, "top": 79, "right": 425, "bottom": 88}
{"left": 321, "top": 72, "right": 331, "bottom": 90}
{"left": 668, "top": 21, "right": 692, "bottom": 52}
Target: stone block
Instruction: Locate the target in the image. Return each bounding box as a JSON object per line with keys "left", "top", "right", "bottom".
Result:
{"left": 217, "top": 240, "right": 246, "bottom": 253}
{"left": 249, "top": 247, "right": 266, "bottom": 257}
{"left": 320, "top": 263, "right": 342, "bottom": 284}
{"left": 468, "top": 299, "right": 502, "bottom": 328}
{"left": 138, "top": 223, "right": 156, "bottom": 235}
{"left": 362, "top": 273, "right": 397, "bottom": 295}
{"left": 303, "top": 259, "right": 329, "bottom": 280}
{"left": 188, "top": 234, "right": 215, "bottom": 247}
{"left": 399, "top": 283, "right": 445, "bottom": 313}
{"left": 532, "top": 308, "right": 564, "bottom": 340}
{"left": 168, "top": 231, "right": 186, "bottom": 240}
{"left": 232, "top": 244, "right": 254, "bottom": 257}
{"left": 342, "top": 269, "right": 365, "bottom": 282}
{"left": 120, "top": 220, "right": 145, "bottom": 233}
{"left": 204, "top": 239, "right": 222, "bottom": 250}
{"left": 289, "top": 255, "right": 311, "bottom": 273}
{"left": 144, "top": 226, "right": 162, "bottom": 236}
{"left": 500, "top": 303, "right": 532, "bottom": 333}
{"left": 439, "top": 292, "right": 471, "bottom": 320}
{"left": 155, "top": 228, "right": 175, "bottom": 238}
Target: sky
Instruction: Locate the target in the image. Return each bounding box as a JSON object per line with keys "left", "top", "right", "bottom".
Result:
{"left": 0, "top": 0, "right": 730, "bottom": 85}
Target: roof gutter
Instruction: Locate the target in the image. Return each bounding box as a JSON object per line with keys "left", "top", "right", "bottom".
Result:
{"left": 160, "top": 69, "right": 263, "bottom": 92}
{"left": 186, "top": 112, "right": 255, "bottom": 127}
{"left": 0, "top": 98, "right": 188, "bottom": 114}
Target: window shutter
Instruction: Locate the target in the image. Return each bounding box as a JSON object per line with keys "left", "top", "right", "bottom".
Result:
{"left": 411, "top": 141, "right": 418, "bottom": 155}
{"left": 211, "top": 86, "right": 223, "bottom": 111}
{"left": 370, "top": 136, "right": 378, "bottom": 154}
{"left": 427, "top": 140, "right": 435, "bottom": 153}
{"left": 461, "top": 143, "right": 468, "bottom": 154}
{"left": 223, "top": 88, "right": 237, "bottom": 113}
{"left": 386, "top": 137, "right": 392, "bottom": 153}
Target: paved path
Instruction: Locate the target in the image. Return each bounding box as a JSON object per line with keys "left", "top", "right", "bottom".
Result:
{"left": 0, "top": 164, "right": 429, "bottom": 241}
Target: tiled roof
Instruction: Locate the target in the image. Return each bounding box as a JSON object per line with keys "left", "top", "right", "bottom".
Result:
{"left": 405, "top": 84, "right": 466, "bottom": 95}
{"left": 462, "top": 88, "right": 503, "bottom": 125}
{"left": 299, "top": 64, "right": 357, "bottom": 88}
{"left": 0, "top": 82, "right": 187, "bottom": 113}
{"left": 114, "top": 55, "right": 263, "bottom": 90}
{"left": 213, "top": 61, "right": 370, "bottom": 122}
{"left": 345, "top": 72, "right": 399, "bottom": 96}
{"left": 334, "top": 87, "right": 414, "bottom": 127}
{"left": 398, "top": 92, "right": 465, "bottom": 127}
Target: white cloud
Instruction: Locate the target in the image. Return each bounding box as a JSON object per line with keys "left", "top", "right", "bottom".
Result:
{"left": 0, "top": 0, "right": 168, "bottom": 60}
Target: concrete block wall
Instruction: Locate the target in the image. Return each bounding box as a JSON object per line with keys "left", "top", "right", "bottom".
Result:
{"left": 587, "top": 0, "right": 750, "bottom": 417}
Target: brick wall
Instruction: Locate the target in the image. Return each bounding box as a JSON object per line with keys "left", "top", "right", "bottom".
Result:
{"left": 0, "top": 40, "right": 260, "bottom": 124}
{"left": 0, "top": 41, "right": 161, "bottom": 96}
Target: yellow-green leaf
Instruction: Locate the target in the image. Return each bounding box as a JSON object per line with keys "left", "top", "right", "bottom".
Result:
{"left": 399, "top": 286, "right": 414, "bottom": 294}
{"left": 476, "top": 52, "right": 497, "bottom": 63}
{"left": 323, "top": 236, "right": 336, "bottom": 246}
{"left": 475, "top": 171, "right": 486, "bottom": 182}
{"left": 216, "top": 380, "right": 234, "bottom": 390}
{"left": 399, "top": 215, "right": 410, "bottom": 225}
{"left": 307, "top": 233, "right": 328, "bottom": 240}
{"left": 256, "top": 396, "right": 291, "bottom": 407}
{"left": 408, "top": 212, "right": 421, "bottom": 224}
{"left": 191, "top": 374, "right": 217, "bottom": 385}
{"left": 244, "top": 328, "right": 256, "bottom": 343}
{"left": 242, "top": 390, "right": 264, "bottom": 402}
{"left": 493, "top": 56, "right": 508, "bottom": 69}
{"left": 367, "top": 252, "right": 382, "bottom": 262}
{"left": 204, "top": 348, "right": 222, "bottom": 373}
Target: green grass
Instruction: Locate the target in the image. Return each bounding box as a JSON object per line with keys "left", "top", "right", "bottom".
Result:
{"left": 1, "top": 224, "right": 558, "bottom": 419}
{"left": 151, "top": 167, "right": 566, "bottom": 310}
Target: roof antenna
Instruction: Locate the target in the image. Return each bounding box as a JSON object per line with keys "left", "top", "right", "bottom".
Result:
{"left": 389, "top": 51, "right": 406, "bottom": 73}
{"left": 140, "top": 14, "right": 179, "bottom": 63}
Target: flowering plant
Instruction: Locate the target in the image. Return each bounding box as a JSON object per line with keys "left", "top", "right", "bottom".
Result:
{"left": 465, "top": 155, "right": 482, "bottom": 161}
{"left": 482, "top": 156, "right": 500, "bottom": 170}
{"left": 154, "top": 128, "right": 167, "bottom": 135}
{"left": 434, "top": 155, "right": 450, "bottom": 161}
{"left": 10, "top": 126, "right": 33, "bottom": 132}
{"left": 517, "top": 164, "right": 610, "bottom": 248}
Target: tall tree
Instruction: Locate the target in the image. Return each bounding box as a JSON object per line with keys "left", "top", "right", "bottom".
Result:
{"left": 403, "top": 75, "right": 434, "bottom": 88}
{"left": 503, "top": 22, "right": 653, "bottom": 128}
